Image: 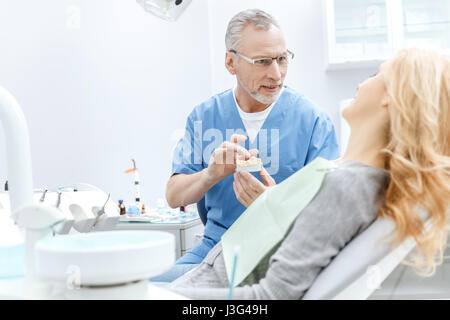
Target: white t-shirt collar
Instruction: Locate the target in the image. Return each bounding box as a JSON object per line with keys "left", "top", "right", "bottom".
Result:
{"left": 232, "top": 85, "right": 284, "bottom": 120}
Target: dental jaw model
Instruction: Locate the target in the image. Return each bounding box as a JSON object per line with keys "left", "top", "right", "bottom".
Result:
{"left": 236, "top": 156, "right": 262, "bottom": 172}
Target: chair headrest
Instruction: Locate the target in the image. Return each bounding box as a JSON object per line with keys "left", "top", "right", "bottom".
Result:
{"left": 303, "top": 217, "right": 400, "bottom": 299}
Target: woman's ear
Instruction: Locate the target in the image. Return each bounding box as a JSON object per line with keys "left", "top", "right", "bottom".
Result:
{"left": 225, "top": 52, "right": 237, "bottom": 75}
{"left": 381, "top": 93, "right": 390, "bottom": 109}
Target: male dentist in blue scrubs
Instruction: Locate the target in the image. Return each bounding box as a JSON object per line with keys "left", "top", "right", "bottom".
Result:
{"left": 153, "top": 9, "right": 340, "bottom": 282}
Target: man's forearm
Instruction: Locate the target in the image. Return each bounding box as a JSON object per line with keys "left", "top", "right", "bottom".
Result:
{"left": 166, "top": 169, "right": 218, "bottom": 208}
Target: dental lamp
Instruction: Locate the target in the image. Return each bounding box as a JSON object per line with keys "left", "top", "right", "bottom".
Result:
{"left": 136, "top": 0, "right": 192, "bottom": 21}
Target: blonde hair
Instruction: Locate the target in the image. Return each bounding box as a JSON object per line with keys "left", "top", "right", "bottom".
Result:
{"left": 378, "top": 48, "right": 450, "bottom": 276}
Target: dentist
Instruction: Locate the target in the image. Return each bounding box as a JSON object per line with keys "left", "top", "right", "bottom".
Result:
{"left": 154, "top": 9, "right": 340, "bottom": 282}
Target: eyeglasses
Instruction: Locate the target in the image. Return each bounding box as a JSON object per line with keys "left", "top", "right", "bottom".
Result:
{"left": 229, "top": 49, "right": 294, "bottom": 68}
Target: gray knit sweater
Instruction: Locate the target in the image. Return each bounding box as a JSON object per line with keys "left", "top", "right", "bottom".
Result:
{"left": 167, "top": 160, "right": 390, "bottom": 299}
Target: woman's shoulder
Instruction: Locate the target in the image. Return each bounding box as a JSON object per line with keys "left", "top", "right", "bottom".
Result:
{"left": 312, "top": 160, "right": 390, "bottom": 221}
{"left": 325, "top": 161, "right": 390, "bottom": 195}
{"left": 289, "top": 160, "right": 390, "bottom": 245}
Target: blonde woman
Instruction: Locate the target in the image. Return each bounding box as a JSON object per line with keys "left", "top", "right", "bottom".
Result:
{"left": 166, "top": 48, "right": 450, "bottom": 299}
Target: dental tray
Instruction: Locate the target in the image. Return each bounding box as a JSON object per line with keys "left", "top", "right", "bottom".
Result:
{"left": 119, "top": 214, "right": 163, "bottom": 223}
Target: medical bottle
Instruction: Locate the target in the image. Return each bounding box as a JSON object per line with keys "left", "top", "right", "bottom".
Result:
{"left": 118, "top": 200, "right": 126, "bottom": 215}
{"left": 141, "top": 204, "right": 146, "bottom": 214}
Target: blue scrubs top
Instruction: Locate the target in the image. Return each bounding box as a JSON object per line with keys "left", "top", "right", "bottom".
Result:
{"left": 172, "top": 86, "right": 340, "bottom": 264}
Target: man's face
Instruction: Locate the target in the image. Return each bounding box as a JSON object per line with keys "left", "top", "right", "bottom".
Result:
{"left": 229, "top": 24, "right": 288, "bottom": 105}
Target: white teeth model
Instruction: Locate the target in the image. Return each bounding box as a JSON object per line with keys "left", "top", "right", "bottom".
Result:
{"left": 236, "top": 156, "right": 262, "bottom": 172}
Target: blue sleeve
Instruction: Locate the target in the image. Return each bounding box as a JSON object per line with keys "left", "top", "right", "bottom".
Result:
{"left": 305, "top": 112, "right": 341, "bottom": 164}
{"left": 171, "top": 113, "right": 204, "bottom": 175}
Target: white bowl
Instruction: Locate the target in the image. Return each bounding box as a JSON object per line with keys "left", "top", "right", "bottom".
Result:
{"left": 35, "top": 230, "right": 175, "bottom": 286}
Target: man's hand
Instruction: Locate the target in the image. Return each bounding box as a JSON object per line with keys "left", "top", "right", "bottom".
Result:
{"left": 205, "top": 134, "right": 258, "bottom": 185}
{"left": 233, "top": 166, "right": 276, "bottom": 208}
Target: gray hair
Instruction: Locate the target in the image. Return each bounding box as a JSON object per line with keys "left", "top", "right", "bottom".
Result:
{"left": 225, "top": 9, "right": 281, "bottom": 51}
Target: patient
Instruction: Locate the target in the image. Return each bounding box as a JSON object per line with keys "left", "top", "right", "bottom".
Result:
{"left": 166, "top": 48, "right": 450, "bottom": 299}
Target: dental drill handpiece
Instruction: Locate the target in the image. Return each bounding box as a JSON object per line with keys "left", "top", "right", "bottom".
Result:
{"left": 56, "top": 191, "right": 62, "bottom": 208}
{"left": 97, "top": 193, "right": 110, "bottom": 217}
{"left": 39, "top": 189, "right": 48, "bottom": 202}
{"left": 91, "top": 193, "right": 110, "bottom": 231}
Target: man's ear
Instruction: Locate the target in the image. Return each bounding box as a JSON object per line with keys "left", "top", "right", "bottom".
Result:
{"left": 225, "top": 51, "right": 237, "bottom": 75}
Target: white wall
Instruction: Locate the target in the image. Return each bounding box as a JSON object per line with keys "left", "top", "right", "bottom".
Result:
{"left": 208, "top": 0, "right": 378, "bottom": 150}
{"left": 0, "top": 0, "right": 212, "bottom": 207}
{"left": 0, "top": 0, "right": 381, "bottom": 209}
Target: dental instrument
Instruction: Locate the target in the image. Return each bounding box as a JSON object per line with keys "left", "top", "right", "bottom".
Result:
{"left": 39, "top": 189, "right": 48, "bottom": 203}
{"left": 56, "top": 191, "right": 62, "bottom": 208}
{"left": 90, "top": 193, "right": 110, "bottom": 231}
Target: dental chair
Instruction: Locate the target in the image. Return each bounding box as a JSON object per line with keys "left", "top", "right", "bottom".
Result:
{"left": 304, "top": 102, "right": 429, "bottom": 300}
{"left": 197, "top": 197, "right": 207, "bottom": 225}
{"left": 195, "top": 187, "right": 420, "bottom": 299}
{"left": 303, "top": 215, "right": 430, "bottom": 300}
